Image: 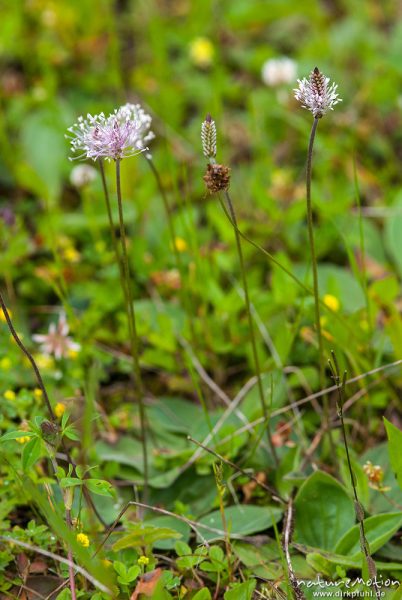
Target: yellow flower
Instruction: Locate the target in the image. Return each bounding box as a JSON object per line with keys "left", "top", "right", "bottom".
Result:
{"left": 102, "top": 559, "right": 112, "bottom": 568}
{"left": 35, "top": 355, "right": 54, "bottom": 370}
{"left": 68, "top": 349, "right": 79, "bottom": 360}
{"left": 54, "top": 403, "right": 66, "bottom": 418}
{"left": 76, "top": 533, "right": 90, "bottom": 548}
{"left": 16, "top": 436, "right": 31, "bottom": 444}
{"left": 189, "top": 37, "right": 214, "bottom": 68}
{"left": 174, "top": 237, "right": 187, "bottom": 253}
{"left": 137, "top": 555, "right": 149, "bottom": 566}
{"left": 323, "top": 294, "right": 340, "bottom": 312}
{"left": 4, "top": 390, "right": 16, "bottom": 401}
{"left": 0, "top": 309, "right": 11, "bottom": 322}
{"left": 62, "top": 246, "right": 80, "bottom": 263}
{"left": 33, "top": 388, "right": 43, "bottom": 400}
{"left": 0, "top": 357, "right": 12, "bottom": 370}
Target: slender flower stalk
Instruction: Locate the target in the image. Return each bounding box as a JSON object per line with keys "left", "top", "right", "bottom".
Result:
{"left": 98, "top": 160, "right": 134, "bottom": 342}
{"left": 201, "top": 115, "right": 278, "bottom": 465}
{"left": 305, "top": 117, "right": 324, "bottom": 382}
{"left": 294, "top": 67, "right": 342, "bottom": 404}
{"left": 68, "top": 104, "right": 154, "bottom": 496}
{"left": 115, "top": 159, "right": 148, "bottom": 495}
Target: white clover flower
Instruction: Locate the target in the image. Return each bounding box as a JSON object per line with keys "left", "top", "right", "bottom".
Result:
{"left": 69, "top": 164, "right": 97, "bottom": 188}
{"left": 67, "top": 103, "right": 154, "bottom": 162}
{"left": 294, "top": 67, "right": 342, "bottom": 118}
{"left": 261, "top": 57, "right": 297, "bottom": 87}
{"left": 33, "top": 313, "right": 80, "bottom": 360}
{"left": 201, "top": 114, "right": 217, "bottom": 161}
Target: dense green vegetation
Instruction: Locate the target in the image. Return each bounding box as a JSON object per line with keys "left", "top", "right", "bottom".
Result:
{"left": 0, "top": 1, "right": 402, "bottom": 598}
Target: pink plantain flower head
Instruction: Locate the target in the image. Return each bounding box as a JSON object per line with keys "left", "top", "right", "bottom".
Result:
{"left": 67, "top": 103, "right": 154, "bottom": 162}
{"left": 33, "top": 313, "right": 80, "bottom": 360}
{"left": 294, "top": 67, "right": 342, "bottom": 118}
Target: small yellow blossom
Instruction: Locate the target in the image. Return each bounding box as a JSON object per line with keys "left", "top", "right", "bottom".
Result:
{"left": 174, "top": 237, "right": 188, "bottom": 253}
{"left": 54, "top": 403, "right": 66, "bottom": 418}
{"left": 0, "top": 357, "right": 12, "bottom": 370}
{"left": 35, "top": 355, "right": 54, "bottom": 370}
{"left": 68, "top": 349, "right": 79, "bottom": 360}
{"left": 76, "top": 533, "right": 90, "bottom": 548}
{"left": 323, "top": 294, "right": 340, "bottom": 312}
{"left": 102, "top": 559, "right": 112, "bottom": 568}
{"left": 16, "top": 436, "right": 31, "bottom": 444}
{"left": 137, "top": 555, "right": 149, "bottom": 566}
{"left": 34, "top": 388, "right": 43, "bottom": 400}
{"left": 4, "top": 390, "right": 16, "bottom": 401}
{"left": 62, "top": 246, "right": 80, "bottom": 263}
{"left": 189, "top": 37, "right": 214, "bottom": 68}
{"left": 0, "top": 309, "right": 11, "bottom": 322}
{"left": 319, "top": 316, "right": 328, "bottom": 327}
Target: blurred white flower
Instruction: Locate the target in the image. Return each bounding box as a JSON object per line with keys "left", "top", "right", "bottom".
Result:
{"left": 33, "top": 313, "right": 80, "bottom": 360}
{"left": 261, "top": 57, "right": 297, "bottom": 87}
{"left": 70, "top": 164, "right": 97, "bottom": 188}
{"left": 294, "top": 67, "right": 342, "bottom": 118}
{"left": 67, "top": 103, "right": 154, "bottom": 162}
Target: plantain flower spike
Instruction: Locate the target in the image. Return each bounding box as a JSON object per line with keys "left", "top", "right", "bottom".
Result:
{"left": 294, "top": 67, "right": 342, "bottom": 118}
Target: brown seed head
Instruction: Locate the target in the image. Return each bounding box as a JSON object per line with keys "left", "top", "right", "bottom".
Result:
{"left": 203, "top": 163, "right": 231, "bottom": 194}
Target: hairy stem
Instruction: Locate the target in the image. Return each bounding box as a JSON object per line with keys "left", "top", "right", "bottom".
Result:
{"left": 221, "top": 190, "right": 278, "bottom": 466}
{"left": 115, "top": 159, "right": 148, "bottom": 496}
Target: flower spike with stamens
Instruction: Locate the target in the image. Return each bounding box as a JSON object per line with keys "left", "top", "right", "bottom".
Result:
{"left": 294, "top": 67, "right": 342, "bottom": 118}
{"left": 67, "top": 103, "right": 154, "bottom": 162}
{"left": 201, "top": 113, "right": 217, "bottom": 161}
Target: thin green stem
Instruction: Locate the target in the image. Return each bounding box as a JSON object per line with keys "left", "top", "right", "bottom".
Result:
{"left": 221, "top": 190, "right": 278, "bottom": 466}
{"left": 114, "top": 159, "right": 148, "bottom": 496}
{"left": 98, "top": 160, "right": 134, "bottom": 343}
{"left": 306, "top": 117, "right": 324, "bottom": 384}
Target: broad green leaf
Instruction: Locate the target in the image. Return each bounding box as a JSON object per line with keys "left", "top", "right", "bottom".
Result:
{"left": 224, "top": 579, "right": 256, "bottom": 600}
{"left": 60, "top": 477, "right": 83, "bottom": 488}
{"left": 335, "top": 512, "right": 402, "bottom": 559}
{"left": 197, "top": 505, "right": 283, "bottom": 542}
{"left": 384, "top": 419, "right": 402, "bottom": 491}
{"left": 306, "top": 548, "right": 402, "bottom": 572}
{"left": 145, "top": 516, "right": 190, "bottom": 549}
{"left": 112, "top": 525, "right": 181, "bottom": 551}
{"left": 294, "top": 471, "right": 355, "bottom": 551}
{"left": 85, "top": 479, "right": 114, "bottom": 497}
{"left": 21, "top": 437, "right": 42, "bottom": 471}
